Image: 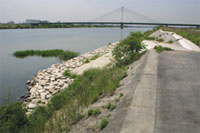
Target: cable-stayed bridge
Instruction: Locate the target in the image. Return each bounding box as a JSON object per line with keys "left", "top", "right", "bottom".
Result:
{"left": 44, "top": 7, "right": 200, "bottom": 28}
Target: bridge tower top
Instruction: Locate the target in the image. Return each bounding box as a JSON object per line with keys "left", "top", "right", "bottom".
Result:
{"left": 121, "top": 6, "right": 124, "bottom": 23}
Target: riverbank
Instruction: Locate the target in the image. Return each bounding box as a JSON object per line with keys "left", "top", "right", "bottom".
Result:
{"left": 0, "top": 23, "right": 117, "bottom": 30}
{"left": 24, "top": 42, "right": 117, "bottom": 113}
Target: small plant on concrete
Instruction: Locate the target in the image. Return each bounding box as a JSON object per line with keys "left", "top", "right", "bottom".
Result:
{"left": 100, "top": 119, "right": 109, "bottom": 130}
{"left": 154, "top": 46, "right": 173, "bottom": 53}
{"left": 90, "top": 54, "right": 99, "bottom": 61}
{"left": 88, "top": 109, "right": 93, "bottom": 116}
{"left": 93, "top": 109, "right": 101, "bottom": 116}
{"left": 105, "top": 103, "right": 116, "bottom": 111}
{"left": 107, "top": 114, "right": 111, "bottom": 118}
{"left": 157, "top": 38, "right": 164, "bottom": 42}
{"left": 115, "top": 97, "right": 120, "bottom": 103}
{"left": 83, "top": 58, "right": 90, "bottom": 64}
{"left": 120, "top": 93, "right": 124, "bottom": 97}
{"left": 167, "top": 40, "right": 173, "bottom": 44}
{"left": 88, "top": 109, "right": 101, "bottom": 116}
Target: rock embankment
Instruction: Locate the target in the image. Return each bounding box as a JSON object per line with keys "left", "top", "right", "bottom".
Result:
{"left": 23, "top": 43, "right": 117, "bottom": 113}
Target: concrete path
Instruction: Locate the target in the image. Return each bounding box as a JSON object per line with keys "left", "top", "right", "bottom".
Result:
{"left": 155, "top": 51, "right": 200, "bottom": 133}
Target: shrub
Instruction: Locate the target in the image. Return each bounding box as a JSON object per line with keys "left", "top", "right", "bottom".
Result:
{"left": 100, "top": 119, "right": 109, "bottom": 130}
{"left": 113, "top": 32, "right": 144, "bottom": 66}
{"left": 0, "top": 102, "right": 29, "bottom": 133}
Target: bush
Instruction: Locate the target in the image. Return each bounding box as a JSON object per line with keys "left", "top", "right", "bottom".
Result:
{"left": 100, "top": 119, "right": 109, "bottom": 130}
{"left": 113, "top": 32, "right": 144, "bottom": 66}
{"left": 0, "top": 102, "right": 29, "bottom": 133}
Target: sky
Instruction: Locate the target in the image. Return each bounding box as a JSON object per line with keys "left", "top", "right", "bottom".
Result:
{"left": 0, "top": 0, "right": 200, "bottom": 24}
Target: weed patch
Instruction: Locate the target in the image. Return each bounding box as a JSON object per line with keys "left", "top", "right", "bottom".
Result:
{"left": 88, "top": 109, "right": 101, "bottom": 117}
{"left": 154, "top": 46, "right": 173, "bottom": 53}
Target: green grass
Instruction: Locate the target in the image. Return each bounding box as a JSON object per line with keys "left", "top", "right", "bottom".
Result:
{"left": 100, "top": 118, "right": 109, "bottom": 130}
{"left": 62, "top": 69, "right": 78, "bottom": 79}
{"left": 83, "top": 54, "right": 100, "bottom": 64}
{"left": 90, "top": 54, "right": 99, "bottom": 60}
{"left": 13, "top": 49, "right": 79, "bottom": 61}
{"left": 162, "top": 27, "right": 200, "bottom": 46}
{"left": 154, "top": 46, "right": 174, "bottom": 53}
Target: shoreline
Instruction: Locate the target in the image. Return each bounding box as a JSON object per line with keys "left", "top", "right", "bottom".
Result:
{"left": 23, "top": 42, "right": 118, "bottom": 113}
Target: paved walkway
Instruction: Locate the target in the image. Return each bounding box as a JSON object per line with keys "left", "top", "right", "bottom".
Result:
{"left": 155, "top": 51, "right": 200, "bottom": 133}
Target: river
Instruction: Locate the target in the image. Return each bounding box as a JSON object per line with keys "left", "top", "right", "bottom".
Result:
{"left": 0, "top": 27, "right": 152, "bottom": 105}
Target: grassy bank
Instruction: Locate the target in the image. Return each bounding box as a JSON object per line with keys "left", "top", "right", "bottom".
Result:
{"left": 13, "top": 49, "right": 79, "bottom": 61}
{"left": 0, "top": 29, "right": 149, "bottom": 132}
{"left": 162, "top": 27, "right": 200, "bottom": 46}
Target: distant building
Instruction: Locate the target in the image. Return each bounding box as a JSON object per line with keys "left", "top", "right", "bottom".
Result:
{"left": 25, "top": 19, "right": 49, "bottom": 24}
{"left": 7, "top": 21, "right": 15, "bottom": 24}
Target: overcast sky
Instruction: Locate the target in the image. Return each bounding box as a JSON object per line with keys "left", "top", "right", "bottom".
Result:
{"left": 0, "top": 0, "right": 200, "bottom": 24}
